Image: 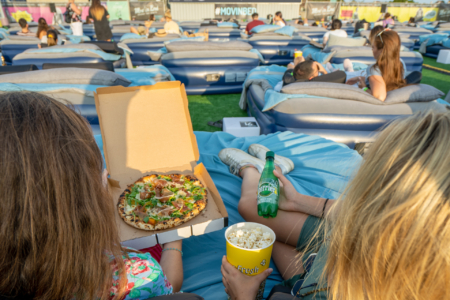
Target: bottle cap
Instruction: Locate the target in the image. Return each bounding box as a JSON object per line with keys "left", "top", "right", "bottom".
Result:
{"left": 266, "top": 151, "right": 275, "bottom": 159}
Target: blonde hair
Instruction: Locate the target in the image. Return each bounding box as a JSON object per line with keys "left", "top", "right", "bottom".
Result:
{"left": 324, "top": 111, "right": 450, "bottom": 300}
{"left": 90, "top": 0, "right": 105, "bottom": 21}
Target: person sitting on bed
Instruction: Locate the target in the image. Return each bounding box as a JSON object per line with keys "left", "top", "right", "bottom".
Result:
{"left": 17, "top": 18, "right": 35, "bottom": 37}
{"left": 282, "top": 56, "right": 346, "bottom": 86}
{"left": 38, "top": 29, "right": 59, "bottom": 48}
{"left": 0, "top": 92, "right": 184, "bottom": 300}
{"left": 345, "top": 29, "right": 407, "bottom": 101}
{"left": 219, "top": 111, "right": 450, "bottom": 300}
{"left": 322, "top": 19, "right": 347, "bottom": 46}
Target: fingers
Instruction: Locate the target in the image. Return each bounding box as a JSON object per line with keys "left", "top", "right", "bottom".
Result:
{"left": 255, "top": 268, "right": 273, "bottom": 281}
{"left": 273, "top": 170, "right": 290, "bottom": 186}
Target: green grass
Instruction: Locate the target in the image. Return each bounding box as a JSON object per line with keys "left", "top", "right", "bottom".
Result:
{"left": 187, "top": 93, "right": 247, "bottom": 132}
{"left": 187, "top": 57, "right": 450, "bottom": 132}
{"left": 421, "top": 69, "right": 450, "bottom": 94}
{"left": 422, "top": 56, "right": 450, "bottom": 71}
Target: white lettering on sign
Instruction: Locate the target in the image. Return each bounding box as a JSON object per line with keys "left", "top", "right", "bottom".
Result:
{"left": 219, "top": 7, "right": 256, "bottom": 16}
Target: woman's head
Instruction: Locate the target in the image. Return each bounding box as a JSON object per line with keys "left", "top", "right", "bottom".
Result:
{"left": 274, "top": 11, "right": 282, "bottom": 20}
{"left": 371, "top": 29, "right": 406, "bottom": 91}
{"left": 149, "top": 14, "right": 155, "bottom": 21}
{"left": 90, "top": 0, "right": 105, "bottom": 21}
{"left": 409, "top": 16, "right": 415, "bottom": 23}
{"left": 0, "top": 92, "right": 126, "bottom": 300}
{"left": 36, "top": 17, "right": 48, "bottom": 38}
{"left": 46, "top": 29, "right": 58, "bottom": 46}
{"left": 325, "top": 111, "right": 450, "bottom": 300}
{"left": 331, "top": 19, "right": 342, "bottom": 30}
{"left": 384, "top": 12, "right": 391, "bottom": 19}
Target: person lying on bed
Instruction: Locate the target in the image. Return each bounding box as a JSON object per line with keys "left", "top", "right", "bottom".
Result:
{"left": 345, "top": 29, "right": 407, "bottom": 101}
{"left": 282, "top": 56, "right": 347, "bottom": 86}
{"left": 0, "top": 92, "right": 184, "bottom": 300}
{"left": 219, "top": 111, "right": 450, "bottom": 300}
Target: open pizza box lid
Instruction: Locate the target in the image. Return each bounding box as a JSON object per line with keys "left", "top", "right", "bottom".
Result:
{"left": 94, "top": 82, "right": 228, "bottom": 248}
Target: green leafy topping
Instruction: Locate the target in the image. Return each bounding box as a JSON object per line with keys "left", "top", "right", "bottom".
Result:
{"left": 186, "top": 203, "right": 194, "bottom": 209}
{"left": 194, "top": 194, "right": 203, "bottom": 201}
{"left": 143, "top": 216, "right": 149, "bottom": 223}
{"left": 171, "top": 211, "right": 183, "bottom": 218}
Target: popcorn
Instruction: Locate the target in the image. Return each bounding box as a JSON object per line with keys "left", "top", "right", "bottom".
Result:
{"left": 227, "top": 227, "right": 273, "bottom": 249}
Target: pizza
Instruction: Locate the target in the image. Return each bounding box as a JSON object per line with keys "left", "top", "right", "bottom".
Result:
{"left": 118, "top": 174, "right": 207, "bottom": 230}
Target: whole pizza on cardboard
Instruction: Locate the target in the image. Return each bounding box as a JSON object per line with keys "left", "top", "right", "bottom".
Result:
{"left": 118, "top": 174, "right": 208, "bottom": 230}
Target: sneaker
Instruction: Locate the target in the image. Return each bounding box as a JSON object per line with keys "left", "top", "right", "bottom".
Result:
{"left": 343, "top": 59, "right": 354, "bottom": 72}
{"left": 248, "top": 144, "right": 294, "bottom": 175}
{"left": 218, "top": 148, "right": 264, "bottom": 176}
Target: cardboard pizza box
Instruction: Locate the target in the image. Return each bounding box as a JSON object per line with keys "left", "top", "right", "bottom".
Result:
{"left": 94, "top": 82, "right": 228, "bottom": 249}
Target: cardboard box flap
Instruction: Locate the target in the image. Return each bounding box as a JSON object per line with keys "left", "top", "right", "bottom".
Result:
{"left": 95, "top": 82, "right": 200, "bottom": 184}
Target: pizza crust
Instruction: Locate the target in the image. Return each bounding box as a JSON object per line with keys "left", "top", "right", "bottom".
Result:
{"left": 117, "top": 174, "right": 208, "bottom": 231}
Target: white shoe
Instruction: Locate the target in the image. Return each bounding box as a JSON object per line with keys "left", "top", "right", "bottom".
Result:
{"left": 343, "top": 59, "right": 354, "bottom": 72}
{"left": 248, "top": 144, "right": 294, "bottom": 175}
{"left": 218, "top": 148, "right": 265, "bottom": 176}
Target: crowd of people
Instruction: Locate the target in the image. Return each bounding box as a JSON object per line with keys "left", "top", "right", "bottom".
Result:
{"left": 3, "top": 6, "right": 449, "bottom": 300}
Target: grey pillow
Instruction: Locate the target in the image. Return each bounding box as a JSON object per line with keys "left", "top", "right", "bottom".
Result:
{"left": 324, "top": 35, "right": 366, "bottom": 50}
{"left": 323, "top": 45, "right": 371, "bottom": 53}
{"left": 281, "top": 82, "right": 445, "bottom": 105}
{"left": 165, "top": 41, "right": 252, "bottom": 52}
{"left": 0, "top": 68, "right": 131, "bottom": 86}
{"left": 281, "top": 82, "right": 381, "bottom": 105}
{"left": 384, "top": 84, "right": 445, "bottom": 104}
{"left": 440, "top": 22, "right": 450, "bottom": 28}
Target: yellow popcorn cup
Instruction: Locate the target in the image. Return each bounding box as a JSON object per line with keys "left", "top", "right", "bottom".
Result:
{"left": 294, "top": 50, "right": 303, "bottom": 58}
{"left": 225, "top": 222, "right": 276, "bottom": 300}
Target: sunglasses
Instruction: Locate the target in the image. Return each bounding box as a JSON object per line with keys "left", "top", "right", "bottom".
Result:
{"left": 376, "top": 29, "right": 388, "bottom": 44}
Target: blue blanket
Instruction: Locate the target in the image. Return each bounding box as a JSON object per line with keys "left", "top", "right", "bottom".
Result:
{"left": 94, "top": 131, "right": 361, "bottom": 299}
{"left": 0, "top": 82, "right": 103, "bottom": 94}
{"left": 116, "top": 65, "right": 176, "bottom": 86}
{"left": 27, "top": 48, "right": 122, "bottom": 61}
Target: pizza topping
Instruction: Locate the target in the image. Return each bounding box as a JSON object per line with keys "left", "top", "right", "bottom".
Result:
{"left": 155, "top": 206, "right": 173, "bottom": 217}
{"left": 140, "top": 191, "right": 153, "bottom": 200}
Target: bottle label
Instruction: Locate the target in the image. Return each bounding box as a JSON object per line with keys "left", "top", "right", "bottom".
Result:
{"left": 258, "top": 183, "right": 277, "bottom": 197}
{"left": 257, "top": 179, "right": 278, "bottom": 205}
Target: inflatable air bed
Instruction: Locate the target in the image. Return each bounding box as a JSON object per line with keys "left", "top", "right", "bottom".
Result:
{"left": 243, "top": 33, "right": 311, "bottom": 65}
{"left": 12, "top": 44, "right": 125, "bottom": 69}
{"left": 393, "top": 27, "right": 434, "bottom": 49}
{"left": 292, "top": 25, "right": 327, "bottom": 40}
{"left": 156, "top": 41, "right": 261, "bottom": 95}
{"left": 0, "top": 66, "right": 174, "bottom": 133}
{"left": 180, "top": 21, "right": 201, "bottom": 33}
{"left": 1, "top": 38, "right": 40, "bottom": 64}
{"left": 424, "top": 44, "right": 449, "bottom": 58}
{"left": 328, "top": 46, "right": 424, "bottom": 72}
{"left": 240, "top": 66, "right": 446, "bottom": 148}
{"left": 121, "top": 34, "right": 182, "bottom": 65}
{"left": 197, "top": 26, "right": 241, "bottom": 41}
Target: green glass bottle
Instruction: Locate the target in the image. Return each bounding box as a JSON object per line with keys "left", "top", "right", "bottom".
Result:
{"left": 257, "top": 151, "right": 280, "bottom": 218}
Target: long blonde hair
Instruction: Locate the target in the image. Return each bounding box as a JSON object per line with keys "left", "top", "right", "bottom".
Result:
{"left": 325, "top": 111, "right": 450, "bottom": 300}
{"left": 90, "top": 0, "right": 105, "bottom": 21}
{"left": 0, "top": 92, "right": 127, "bottom": 300}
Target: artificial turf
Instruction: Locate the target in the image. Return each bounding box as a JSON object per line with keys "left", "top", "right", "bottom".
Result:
{"left": 187, "top": 57, "right": 450, "bottom": 132}
{"left": 187, "top": 93, "right": 246, "bottom": 132}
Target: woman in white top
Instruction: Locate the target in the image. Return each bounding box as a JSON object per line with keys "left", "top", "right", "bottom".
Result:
{"left": 66, "top": 0, "right": 83, "bottom": 36}
{"left": 273, "top": 11, "right": 286, "bottom": 27}
{"left": 322, "top": 19, "right": 347, "bottom": 46}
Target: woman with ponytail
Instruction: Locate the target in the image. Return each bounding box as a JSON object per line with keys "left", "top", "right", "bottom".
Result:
{"left": 347, "top": 29, "right": 406, "bottom": 101}
{"left": 36, "top": 17, "right": 49, "bottom": 43}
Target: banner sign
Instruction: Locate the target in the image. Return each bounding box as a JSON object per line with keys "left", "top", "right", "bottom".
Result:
{"left": 107, "top": 1, "right": 130, "bottom": 20}
{"left": 171, "top": 0, "right": 299, "bottom": 2}
{"left": 2, "top": 3, "right": 91, "bottom": 25}
{"left": 339, "top": 5, "right": 439, "bottom": 23}
{"left": 307, "top": 3, "right": 340, "bottom": 21}
{"left": 438, "top": 4, "right": 450, "bottom": 22}
{"left": 129, "top": 1, "right": 164, "bottom": 21}
{"left": 214, "top": 4, "right": 257, "bottom": 20}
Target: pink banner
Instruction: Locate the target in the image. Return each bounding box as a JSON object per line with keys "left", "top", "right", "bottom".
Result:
{"left": 4, "top": 6, "right": 90, "bottom": 24}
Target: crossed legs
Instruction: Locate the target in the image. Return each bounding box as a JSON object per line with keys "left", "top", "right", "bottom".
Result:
{"left": 238, "top": 167, "right": 308, "bottom": 280}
